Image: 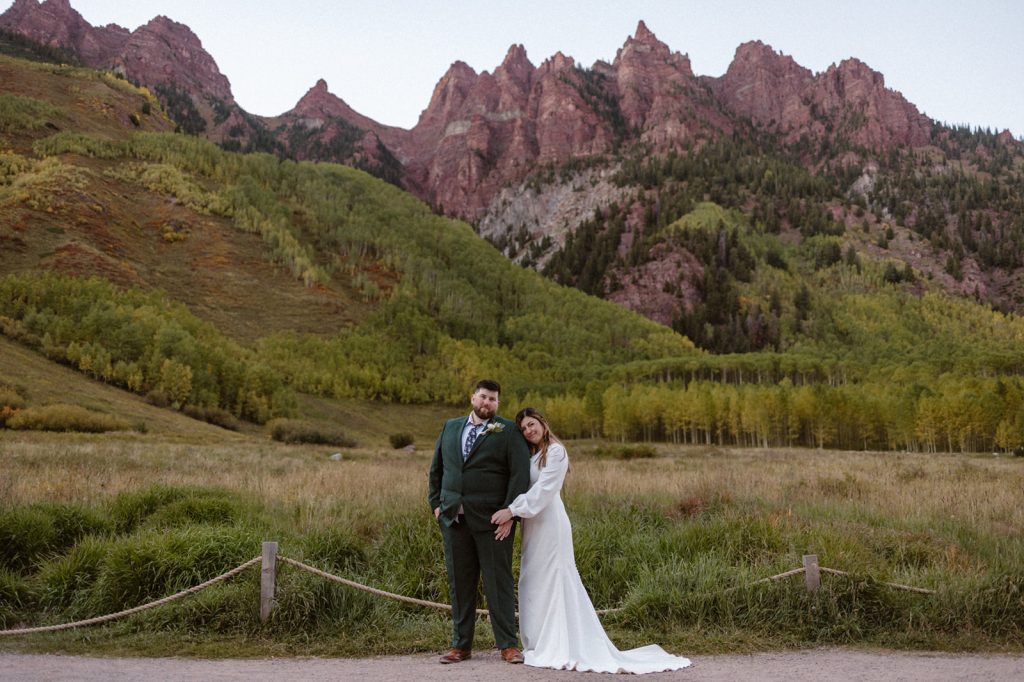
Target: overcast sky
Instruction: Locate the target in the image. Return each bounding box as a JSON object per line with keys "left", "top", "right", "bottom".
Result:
{"left": 30, "top": 0, "right": 1024, "bottom": 137}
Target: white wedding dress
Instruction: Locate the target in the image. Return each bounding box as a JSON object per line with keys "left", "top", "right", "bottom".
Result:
{"left": 508, "top": 443, "right": 691, "bottom": 673}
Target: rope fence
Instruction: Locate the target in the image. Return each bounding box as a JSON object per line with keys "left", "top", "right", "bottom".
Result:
{"left": 0, "top": 545, "right": 934, "bottom": 636}
{"left": 0, "top": 556, "right": 261, "bottom": 636}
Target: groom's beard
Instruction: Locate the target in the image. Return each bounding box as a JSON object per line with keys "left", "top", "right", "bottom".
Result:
{"left": 473, "top": 406, "right": 496, "bottom": 421}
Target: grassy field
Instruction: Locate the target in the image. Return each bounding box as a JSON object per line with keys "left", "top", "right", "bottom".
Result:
{"left": 1, "top": 427, "right": 1021, "bottom": 657}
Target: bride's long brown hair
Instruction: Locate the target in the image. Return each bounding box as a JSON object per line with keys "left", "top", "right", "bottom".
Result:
{"left": 515, "top": 407, "right": 562, "bottom": 469}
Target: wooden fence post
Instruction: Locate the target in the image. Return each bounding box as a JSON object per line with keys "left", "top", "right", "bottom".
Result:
{"left": 803, "top": 554, "right": 820, "bottom": 593}
{"left": 260, "top": 541, "right": 278, "bottom": 622}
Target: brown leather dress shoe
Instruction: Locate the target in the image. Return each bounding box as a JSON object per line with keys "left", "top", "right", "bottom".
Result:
{"left": 501, "top": 647, "right": 524, "bottom": 664}
{"left": 439, "top": 648, "right": 471, "bottom": 664}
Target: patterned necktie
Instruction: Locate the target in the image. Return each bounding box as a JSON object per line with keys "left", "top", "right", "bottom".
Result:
{"left": 464, "top": 423, "right": 483, "bottom": 461}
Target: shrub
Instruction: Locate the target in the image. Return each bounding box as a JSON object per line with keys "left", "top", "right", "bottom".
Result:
{"left": 0, "top": 568, "right": 33, "bottom": 627}
{"left": 141, "top": 495, "right": 242, "bottom": 530}
{"left": 128, "top": 577, "right": 259, "bottom": 633}
{"left": 144, "top": 389, "right": 170, "bottom": 408}
{"left": 0, "top": 387, "right": 24, "bottom": 426}
{"left": 302, "top": 528, "right": 367, "bottom": 574}
{"left": 0, "top": 502, "right": 107, "bottom": 573}
{"left": 106, "top": 486, "right": 247, "bottom": 535}
{"left": 35, "top": 535, "right": 109, "bottom": 611}
{"left": 0, "top": 506, "right": 56, "bottom": 572}
{"left": 0, "top": 93, "right": 60, "bottom": 132}
{"left": 85, "top": 525, "right": 259, "bottom": 613}
{"left": 6, "top": 404, "right": 133, "bottom": 433}
{"left": 268, "top": 419, "right": 356, "bottom": 447}
{"left": 182, "top": 404, "right": 242, "bottom": 431}
{"left": 592, "top": 443, "right": 657, "bottom": 460}
{"left": 365, "top": 512, "right": 447, "bottom": 603}
{"left": 389, "top": 432, "right": 414, "bottom": 449}
{"left": 0, "top": 387, "right": 26, "bottom": 409}
{"left": 0, "top": 406, "right": 16, "bottom": 427}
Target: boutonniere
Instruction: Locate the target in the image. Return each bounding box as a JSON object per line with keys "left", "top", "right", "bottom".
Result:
{"left": 483, "top": 422, "right": 504, "bottom": 435}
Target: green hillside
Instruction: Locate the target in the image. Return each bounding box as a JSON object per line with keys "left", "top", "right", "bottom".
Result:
{"left": 0, "top": 53, "right": 692, "bottom": 425}
{"left": 1, "top": 52, "right": 1023, "bottom": 452}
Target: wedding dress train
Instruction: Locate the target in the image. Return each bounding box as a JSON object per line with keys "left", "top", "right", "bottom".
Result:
{"left": 508, "top": 443, "right": 691, "bottom": 673}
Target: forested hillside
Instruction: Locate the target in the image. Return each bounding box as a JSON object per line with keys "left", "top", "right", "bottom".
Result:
{"left": 0, "top": 54, "right": 690, "bottom": 416}
{"left": 1, "top": 51, "right": 1023, "bottom": 453}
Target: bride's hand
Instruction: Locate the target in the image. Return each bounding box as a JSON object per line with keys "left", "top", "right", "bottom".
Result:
{"left": 491, "top": 508, "right": 513, "bottom": 525}
{"left": 494, "top": 519, "right": 513, "bottom": 541}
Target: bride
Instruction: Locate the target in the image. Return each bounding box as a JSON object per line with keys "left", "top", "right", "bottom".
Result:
{"left": 490, "top": 407, "right": 691, "bottom": 674}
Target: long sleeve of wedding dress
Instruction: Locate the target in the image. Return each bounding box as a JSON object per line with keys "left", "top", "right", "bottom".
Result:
{"left": 507, "top": 444, "right": 567, "bottom": 518}
{"left": 506, "top": 443, "right": 691, "bottom": 674}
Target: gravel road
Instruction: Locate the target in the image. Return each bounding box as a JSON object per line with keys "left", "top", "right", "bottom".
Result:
{"left": 2, "top": 648, "right": 1023, "bottom": 681}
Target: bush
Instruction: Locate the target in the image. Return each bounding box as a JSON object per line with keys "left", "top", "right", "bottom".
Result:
{"left": 182, "top": 404, "right": 242, "bottom": 431}
{"left": 0, "top": 387, "right": 24, "bottom": 427}
{"left": 0, "top": 93, "right": 60, "bottom": 132}
{"left": 141, "top": 495, "right": 242, "bottom": 530}
{"left": 268, "top": 419, "right": 356, "bottom": 447}
{"left": 35, "top": 535, "right": 109, "bottom": 611}
{"left": 0, "top": 568, "right": 33, "bottom": 626}
{"left": 0, "top": 378, "right": 26, "bottom": 421}
{"left": 0, "top": 507, "right": 56, "bottom": 573}
{"left": 0, "top": 503, "right": 107, "bottom": 573}
{"left": 84, "top": 525, "right": 259, "bottom": 613}
{"left": 389, "top": 433, "right": 414, "bottom": 449}
{"left": 592, "top": 443, "right": 657, "bottom": 460}
{"left": 144, "top": 389, "right": 170, "bottom": 408}
{"left": 6, "top": 404, "right": 133, "bottom": 433}
{"left": 105, "top": 486, "right": 248, "bottom": 535}
{"left": 0, "top": 387, "right": 25, "bottom": 409}
{"left": 302, "top": 528, "right": 367, "bottom": 574}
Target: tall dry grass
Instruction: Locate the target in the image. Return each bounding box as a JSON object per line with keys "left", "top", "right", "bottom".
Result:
{"left": 1, "top": 432, "right": 1022, "bottom": 655}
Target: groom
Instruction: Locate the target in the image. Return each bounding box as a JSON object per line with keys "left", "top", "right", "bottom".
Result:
{"left": 428, "top": 379, "right": 531, "bottom": 664}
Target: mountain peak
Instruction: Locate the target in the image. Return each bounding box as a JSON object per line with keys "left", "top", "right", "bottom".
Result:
{"left": 501, "top": 43, "right": 530, "bottom": 67}
{"left": 292, "top": 78, "right": 350, "bottom": 115}
{"left": 634, "top": 19, "right": 655, "bottom": 42}
{"left": 496, "top": 43, "right": 535, "bottom": 90}
{"left": 734, "top": 40, "right": 776, "bottom": 60}
{"left": 142, "top": 14, "right": 183, "bottom": 31}
{"left": 615, "top": 18, "right": 673, "bottom": 65}
{"left": 829, "top": 57, "right": 883, "bottom": 85}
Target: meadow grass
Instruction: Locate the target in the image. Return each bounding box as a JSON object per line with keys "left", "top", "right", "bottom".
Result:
{"left": 0, "top": 432, "right": 1021, "bottom": 656}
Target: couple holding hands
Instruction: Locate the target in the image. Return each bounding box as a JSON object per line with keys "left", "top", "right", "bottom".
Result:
{"left": 428, "top": 379, "right": 691, "bottom": 674}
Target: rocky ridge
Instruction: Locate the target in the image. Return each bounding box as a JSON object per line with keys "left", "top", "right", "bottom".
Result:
{"left": 1, "top": 4, "right": 943, "bottom": 220}
{"left": 8, "top": 2, "right": 1020, "bottom": 324}
{"left": 0, "top": 0, "right": 251, "bottom": 142}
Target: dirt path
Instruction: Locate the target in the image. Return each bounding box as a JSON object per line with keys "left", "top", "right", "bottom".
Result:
{"left": 2, "top": 648, "right": 1023, "bottom": 681}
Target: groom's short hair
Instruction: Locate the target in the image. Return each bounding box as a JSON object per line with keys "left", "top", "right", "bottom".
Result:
{"left": 475, "top": 379, "right": 501, "bottom": 395}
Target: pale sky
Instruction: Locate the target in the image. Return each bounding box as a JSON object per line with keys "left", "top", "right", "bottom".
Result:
{"left": 22, "top": 0, "right": 1024, "bottom": 137}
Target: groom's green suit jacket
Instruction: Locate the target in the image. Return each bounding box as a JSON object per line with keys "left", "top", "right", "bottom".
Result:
{"left": 428, "top": 416, "right": 531, "bottom": 532}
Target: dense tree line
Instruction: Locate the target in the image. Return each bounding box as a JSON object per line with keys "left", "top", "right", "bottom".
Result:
{"left": 544, "top": 204, "right": 627, "bottom": 295}
{"left": 9, "top": 108, "right": 1024, "bottom": 449}
{"left": 524, "top": 377, "right": 1024, "bottom": 453}
{"left": 0, "top": 28, "right": 80, "bottom": 65}
{"left": 868, "top": 146, "right": 1024, "bottom": 271}
{"left": 0, "top": 273, "right": 293, "bottom": 422}
{"left": 153, "top": 82, "right": 206, "bottom": 136}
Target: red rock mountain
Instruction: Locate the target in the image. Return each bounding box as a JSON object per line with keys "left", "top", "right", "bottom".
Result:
{"left": 0, "top": 0, "right": 124, "bottom": 64}
{"left": 712, "top": 40, "right": 932, "bottom": 149}
{"left": 0, "top": 0, "right": 245, "bottom": 140}
{"left": 2, "top": 4, "right": 939, "bottom": 218}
